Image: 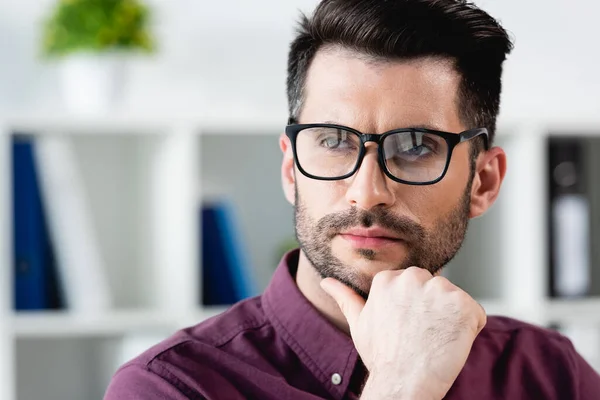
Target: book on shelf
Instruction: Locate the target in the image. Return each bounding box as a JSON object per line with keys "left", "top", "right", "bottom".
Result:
{"left": 547, "top": 136, "right": 591, "bottom": 298}
{"left": 12, "top": 134, "right": 112, "bottom": 313}
{"left": 201, "top": 199, "right": 257, "bottom": 306}
{"left": 12, "top": 136, "right": 63, "bottom": 310}
{"left": 587, "top": 139, "right": 600, "bottom": 298}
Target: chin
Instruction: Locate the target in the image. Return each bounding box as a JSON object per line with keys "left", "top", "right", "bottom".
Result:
{"left": 333, "top": 238, "right": 410, "bottom": 268}
{"left": 333, "top": 250, "right": 408, "bottom": 279}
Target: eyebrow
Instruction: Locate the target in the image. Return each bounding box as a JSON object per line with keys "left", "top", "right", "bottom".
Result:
{"left": 409, "top": 124, "right": 446, "bottom": 132}
{"left": 321, "top": 121, "right": 446, "bottom": 133}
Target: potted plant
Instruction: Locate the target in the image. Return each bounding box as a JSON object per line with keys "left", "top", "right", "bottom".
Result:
{"left": 42, "top": 0, "right": 155, "bottom": 114}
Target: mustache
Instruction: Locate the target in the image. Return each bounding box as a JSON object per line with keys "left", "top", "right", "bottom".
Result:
{"left": 316, "top": 207, "right": 425, "bottom": 242}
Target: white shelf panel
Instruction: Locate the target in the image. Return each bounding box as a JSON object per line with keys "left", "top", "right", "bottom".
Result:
{"left": 496, "top": 119, "right": 600, "bottom": 137}
{"left": 12, "top": 300, "right": 600, "bottom": 339}
{"left": 12, "top": 306, "right": 229, "bottom": 339}
{"left": 1, "top": 111, "right": 285, "bottom": 136}
{"left": 546, "top": 298, "right": 600, "bottom": 325}
{"left": 478, "top": 298, "right": 600, "bottom": 326}
{"left": 2, "top": 111, "right": 600, "bottom": 137}
{"left": 12, "top": 299, "right": 600, "bottom": 339}
{"left": 3, "top": 113, "right": 190, "bottom": 136}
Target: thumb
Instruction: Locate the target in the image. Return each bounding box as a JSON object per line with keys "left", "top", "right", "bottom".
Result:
{"left": 320, "top": 278, "right": 366, "bottom": 330}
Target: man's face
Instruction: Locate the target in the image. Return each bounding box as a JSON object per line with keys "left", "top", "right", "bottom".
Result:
{"left": 282, "top": 47, "right": 476, "bottom": 299}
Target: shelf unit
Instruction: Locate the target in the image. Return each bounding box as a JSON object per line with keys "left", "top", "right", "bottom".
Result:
{"left": 11, "top": 307, "right": 228, "bottom": 339}
{"left": 1, "top": 112, "right": 291, "bottom": 400}
{"left": 2, "top": 113, "right": 600, "bottom": 399}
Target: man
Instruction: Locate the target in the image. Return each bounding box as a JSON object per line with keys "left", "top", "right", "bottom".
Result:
{"left": 105, "top": 0, "right": 600, "bottom": 399}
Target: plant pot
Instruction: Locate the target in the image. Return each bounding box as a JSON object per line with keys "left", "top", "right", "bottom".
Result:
{"left": 59, "top": 52, "right": 126, "bottom": 115}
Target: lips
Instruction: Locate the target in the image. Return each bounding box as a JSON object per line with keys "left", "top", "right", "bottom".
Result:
{"left": 338, "top": 227, "right": 403, "bottom": 248}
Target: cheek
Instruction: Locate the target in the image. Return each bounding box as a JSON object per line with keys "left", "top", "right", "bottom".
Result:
{"left": 296, "top": 174, "right": 348, "bottom": 218}
{"left": 401, "top": 148, "right": 471, "bottom": 223}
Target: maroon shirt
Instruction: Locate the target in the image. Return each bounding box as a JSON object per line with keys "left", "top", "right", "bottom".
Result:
{"left": 105, "top": 250, "right": 600, "bottom": 399}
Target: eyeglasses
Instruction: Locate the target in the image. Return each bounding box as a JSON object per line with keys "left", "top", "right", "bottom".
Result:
{"left": 285, "top": 122, "right": 489, "bottom": 185}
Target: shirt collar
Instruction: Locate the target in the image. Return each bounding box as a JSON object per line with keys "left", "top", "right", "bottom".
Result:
{"left": 263, "top": 249, "right": 359, "bottom": 399}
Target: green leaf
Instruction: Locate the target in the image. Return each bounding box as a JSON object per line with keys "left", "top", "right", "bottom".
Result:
{"left": 42, "top": 0, "right": 156, "bottom": 57}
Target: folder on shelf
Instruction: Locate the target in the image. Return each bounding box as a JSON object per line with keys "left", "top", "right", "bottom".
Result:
{"left": 201, "top": 200, "right": 256, "bottom": 305}
{"left": 202, "top": 204, "right": 238, "bottom": 305}
{"left": 34, "top": 135, "right": 112, "bottom": 312}
{"left": 12, "top": 136, "right": 60, "bottom": 310}
{"left": 548, "top": 137, "right": 591, "bottom": 298}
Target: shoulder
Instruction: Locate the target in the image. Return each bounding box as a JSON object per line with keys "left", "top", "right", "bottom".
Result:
{"left": 105, "top": 296, "right": 269, "bottom": 399}
{"left": 135, "top": 297, "right": 268, "bottom": 366}
{"left": 470, "top": 315, "right": 580, "bottom": 377}
{"left": 450, "top": 316, "right": 600, "bottom": 399}
{"left": 473, "top": 316, "right": 600, "bottom": 398}
{"left": 126, "top": 295, "right": 268, "bottom": 367}
{"left": 186, "top": 295, "right": 269, "bottom": 347}
{"left": 475, "top": 316, "right": 588, "bottom": 381}
{"left": 482, "top": 315, "right": 566, "bottom": 338}
{"left": 477, "top": 315, "right": 573, "bottom": 355}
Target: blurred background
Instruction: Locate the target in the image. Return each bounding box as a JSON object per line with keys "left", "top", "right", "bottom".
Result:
{"left": 1, "top": 0, "right": 600, "bottom": 399}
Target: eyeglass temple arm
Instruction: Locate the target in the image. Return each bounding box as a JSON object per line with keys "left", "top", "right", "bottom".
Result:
{"left": 460, "top": 128, "right": 489, "bottom": 150}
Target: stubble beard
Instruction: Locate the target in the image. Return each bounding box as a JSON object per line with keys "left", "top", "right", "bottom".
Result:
{"left": 294, "top": 179, "right": 473, "bottom": 300}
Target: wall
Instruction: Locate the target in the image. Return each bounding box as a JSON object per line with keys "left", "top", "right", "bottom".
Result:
{"left": 200, "top": 133, "right": 294, "bottom": 291}
{"left": 1, "top": 0, "right": 599, "bottom": 122}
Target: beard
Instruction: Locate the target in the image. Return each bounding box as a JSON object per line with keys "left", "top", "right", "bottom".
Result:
{"left": 294, "top": 179, "right": 473, "bottom": 300}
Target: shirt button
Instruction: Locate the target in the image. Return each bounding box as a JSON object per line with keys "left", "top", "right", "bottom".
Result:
{"left": 331, "top": 373, "right": 342, "bottom": 385}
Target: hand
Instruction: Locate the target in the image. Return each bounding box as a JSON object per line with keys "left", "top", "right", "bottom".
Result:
{"left": 320, "top": 267, "right": 486, "bottom": 400}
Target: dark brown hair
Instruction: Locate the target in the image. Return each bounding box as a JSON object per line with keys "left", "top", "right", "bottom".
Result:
{"left": 287, "top": 0, "right": 513, "bottom": 147}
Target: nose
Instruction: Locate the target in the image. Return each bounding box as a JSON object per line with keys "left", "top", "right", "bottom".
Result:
{"left": 345, "top": 145, "right": 395, "bottom": 210}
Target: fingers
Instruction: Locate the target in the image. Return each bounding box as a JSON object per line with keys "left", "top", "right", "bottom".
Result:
{"left": 425, "top": 275, "right": 487, "bottom": 334}
{"left": 320, "top": 278, "right": 366, "bottom": 330}
{"left": 321, "top": 269, "right": 486, "bottom": 338}
{"left": 475, "top": 301, "right": 487, "bottom": 334}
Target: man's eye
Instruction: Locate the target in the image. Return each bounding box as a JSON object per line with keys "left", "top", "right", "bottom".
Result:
{"left": 319, "top": 131, "right": 353, "bottom": 149}
{"left": 320, "top": 135, "right": 344, "bottom": 148}
{"left": 404, "top": 145, "right": 432, "bottom": 156}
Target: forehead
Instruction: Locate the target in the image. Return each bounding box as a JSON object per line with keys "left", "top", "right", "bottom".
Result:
{"left": 300, "top": 46, "right": 464, "bottom": 133}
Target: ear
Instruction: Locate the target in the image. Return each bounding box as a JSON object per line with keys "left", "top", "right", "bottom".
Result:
{"left": 469, "top": 146, "right": 507, "bottom": 218}
{"left": 280, "top": 133, "right": 296, "bottom": 205}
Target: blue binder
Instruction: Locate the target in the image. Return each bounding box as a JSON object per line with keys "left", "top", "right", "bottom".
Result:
{"left": 201, "top": 200, "right": 256, "bottom": 305}
{"left": 202, "top": 204, "right": 238, "bottom": 305}
{"left": 12, "top": 137, "right": 58, "bottom": 310}
{"left": 212, "top": 202, "right": 255, "bottom": 300}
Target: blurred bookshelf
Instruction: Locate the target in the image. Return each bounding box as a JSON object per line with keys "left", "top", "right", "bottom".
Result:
{"left": 11, "top": 307, "right": 228, "bottom": 339}
{"left": 3, "top": 113, "right": 600, "bottom": 400}
{"left": 0, "top": 111, "right": 289, "bottom": 400}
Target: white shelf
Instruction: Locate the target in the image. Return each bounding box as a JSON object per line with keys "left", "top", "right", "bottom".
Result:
{"left": 0, "top": 110, "right": 285, "bottom": 136}
{"left": 2, "top": 110, "right": 600, "bottom": 138}
{"left": 496, "top": 117, "right": 600, "bottom": 136}
{"left": 12, "top": 307, "right": 229, "bottom": 339}
{"left": 478, "top": 298, "right": 600, "bottom": 326}
{"left": 10, "top": 299, "right": 600, "bottom": 340}
{"left": 2, "top": 113, "right": 192, "bottom": 136}
{"left": 546, "top": 299, "right": 600, "bottom": 325}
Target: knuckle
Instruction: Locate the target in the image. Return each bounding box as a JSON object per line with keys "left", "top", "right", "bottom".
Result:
{"left": 372, "top": 270, "right": 395, "bottom": 287}
{"left": 403, "top": 266, "right": 432, "bottom": 281}
{"left": 429, "top": 275, "right": 455, "bottom": 290}
{"left": 450, "top": 291, "right": 482, "bottom": 323}
{"left": 480, "top": 308, "right": 488, "bottom": 325}
{"left": 448, "top": 287, "right": 471, "bottom": 305}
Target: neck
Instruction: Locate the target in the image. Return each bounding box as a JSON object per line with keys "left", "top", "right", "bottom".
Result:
{"left": 295, "top": 250, "right": 351, "bottom": 335}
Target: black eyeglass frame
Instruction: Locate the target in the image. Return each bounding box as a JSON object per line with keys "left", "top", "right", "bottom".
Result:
{"left": 285, "top": 121, "right": 489, "bottom": 186}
